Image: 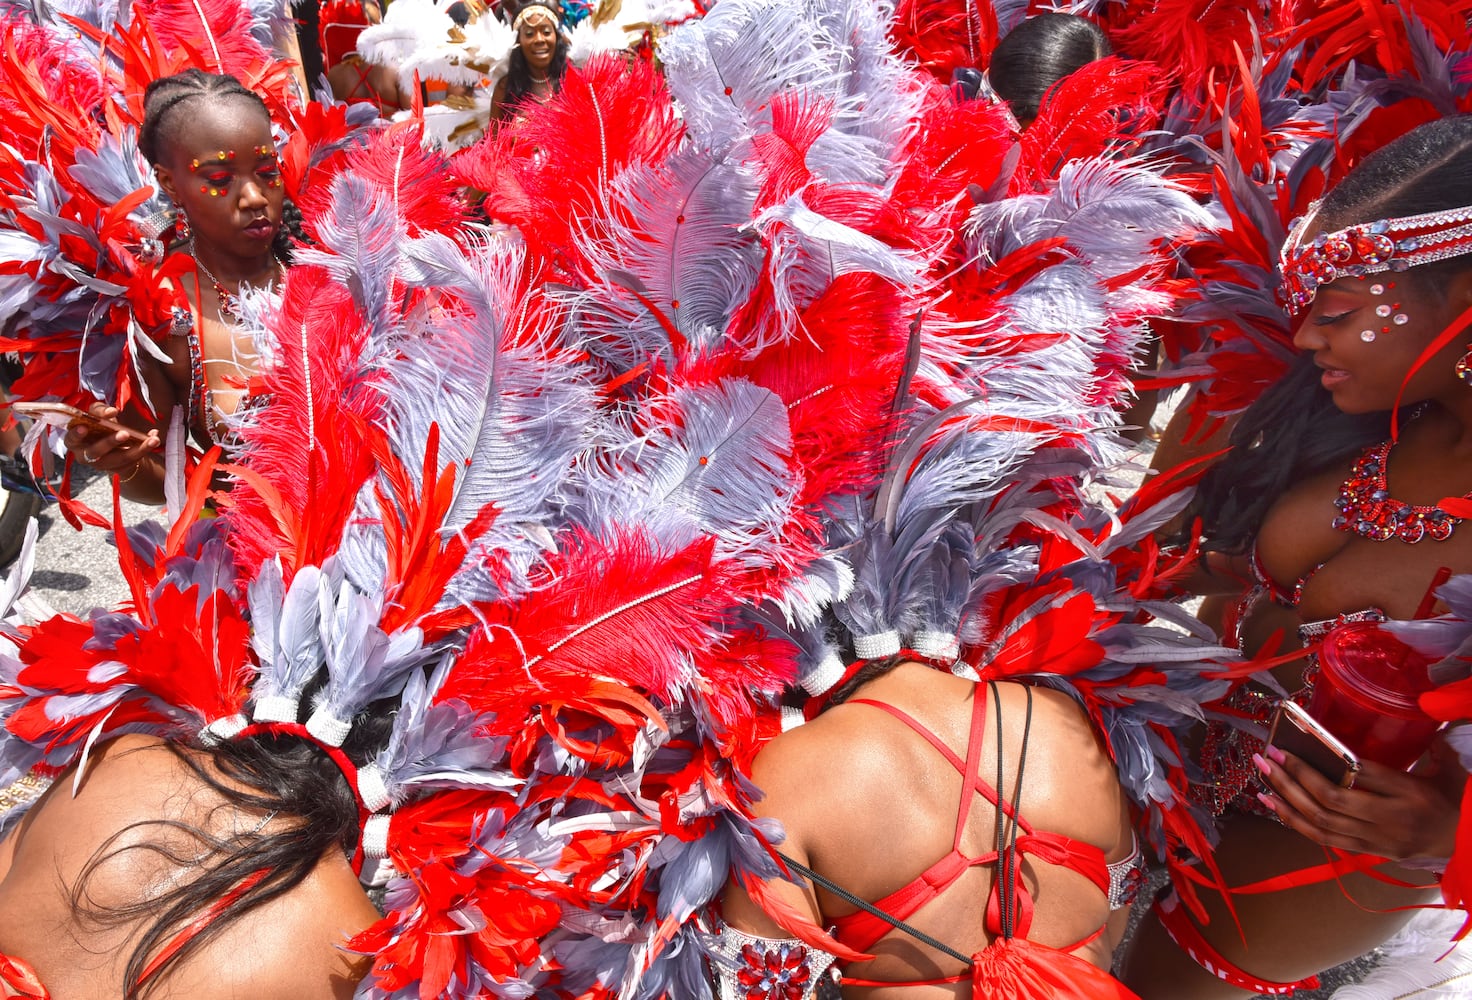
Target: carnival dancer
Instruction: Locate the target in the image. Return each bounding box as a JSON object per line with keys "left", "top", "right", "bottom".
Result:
{"left": 1, "top": 0, "right": 1230, "bottom": 997}
{"left": 65, "top": 71, "right": 289, "bottom": 504}
{"left": 354, "top": 0, "right": 684, "bottom": 150}
{"left": 321, "top": 0, "right": 406, "bottom": 113}
{"left": 0, "top": 0, "right": 311, "bottom": 513}
{"left": 489, "top": 0, "right": 568, "bottom": 129}
{"left": 1124, "top": 116, "right": 1472, "bottom": 998}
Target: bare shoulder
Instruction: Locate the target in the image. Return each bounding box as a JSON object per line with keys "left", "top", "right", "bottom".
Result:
{"left": 13, "top": 736, "right": 226, "bottom": 907}
{"left": 998, "top": 682, "right": 1130, "bottom": 856}
{"left": 744, "top": 699, "right": 911, "bottom": 834}
{"left": 1254, "top": 460, "right": 1349, "bottom": 580}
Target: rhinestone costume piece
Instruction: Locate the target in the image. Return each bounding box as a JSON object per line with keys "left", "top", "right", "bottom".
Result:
{"left": 707, "top": 923, "right": 838, "bottom": 1000}
{"left": 1333, "top": 440, "right": 1467, "bottom": 543}
{"left": 1279, "top": 202, "right": 1472, "bottom": 315}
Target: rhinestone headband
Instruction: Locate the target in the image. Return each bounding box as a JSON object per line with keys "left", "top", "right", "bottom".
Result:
{"left": 1279, "top": 201, "right": 1472, "bottom": 316}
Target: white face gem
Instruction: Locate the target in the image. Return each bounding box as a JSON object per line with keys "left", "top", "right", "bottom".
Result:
{"left": 1370, "top": 283, "right": 1385, "bottom": 295}
{"left": 1393, "top": 313, "right": 1410, "bottom": 325}
{"left": 1376, "top": 304, "right": 1392, "bottom": 317}
{"left": 1361, "top": 329, "right": 1377, "bottom": 342}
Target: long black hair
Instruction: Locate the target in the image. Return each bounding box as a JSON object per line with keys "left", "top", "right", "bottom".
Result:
{"left": 139, "top": 69, "right": 301, "bottom": 261}
{"left": 501, "top": 3, "right": 570, "bottom": 113}
{"left": 1183, "top": 115, "right": 1472, "bottom": 554}
{"left": 71, "top": 699, "right": 394, "bottom": 998}
{"left": 987, "top": 13, "right": 1111, "bottom": 124}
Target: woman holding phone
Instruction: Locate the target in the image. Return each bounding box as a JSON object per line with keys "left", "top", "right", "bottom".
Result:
{"left": 1123, "top": 116, "right": 1472, "bottom": 997}
{"left": 65, "top": 70, "right": 288, "bottom": 504}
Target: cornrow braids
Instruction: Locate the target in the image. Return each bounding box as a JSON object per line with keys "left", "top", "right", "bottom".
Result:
{"left": 139, "top": 69, "right": 270, "bottom": 168}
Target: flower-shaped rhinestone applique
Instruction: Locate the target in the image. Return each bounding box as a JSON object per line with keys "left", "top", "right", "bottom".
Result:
{"left": 735, "top": 942, "right": 813, "bottom": 1000}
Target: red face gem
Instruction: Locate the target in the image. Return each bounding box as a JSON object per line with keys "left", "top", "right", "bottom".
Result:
{"left": 1353, "top": 232, "right": 1394, "bottom": 263}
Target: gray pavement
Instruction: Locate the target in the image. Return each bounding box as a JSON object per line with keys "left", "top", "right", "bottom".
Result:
{"left": 18, "top": 466, "right": 150, "bottom": 618}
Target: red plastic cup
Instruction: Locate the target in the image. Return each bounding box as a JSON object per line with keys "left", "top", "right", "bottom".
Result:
{"left": 1308, "top": 623, "right": 1443, "bottom": 770}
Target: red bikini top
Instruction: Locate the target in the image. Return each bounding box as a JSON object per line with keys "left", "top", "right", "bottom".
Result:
{"left": 829, "top": 687, "right": 1112, "bottom": 984}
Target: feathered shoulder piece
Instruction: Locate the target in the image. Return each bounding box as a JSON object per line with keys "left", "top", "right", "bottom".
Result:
{"left": 0, "top": 0, "right": 298, "bottom": 408}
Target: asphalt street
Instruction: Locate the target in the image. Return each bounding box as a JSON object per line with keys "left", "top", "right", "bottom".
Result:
{"left": 14, "top": 466, "right": 151, "bottom": 618}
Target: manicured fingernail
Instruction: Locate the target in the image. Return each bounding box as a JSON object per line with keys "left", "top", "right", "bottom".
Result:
{"left": 1256, "top": 792, "right": 1277, "bottom": 812}
{"left": 1266, "top": 745, "right": 1287, "bottom": 764}
{"left": 1252, "top": 752, "right": 1271, "bottom": 775}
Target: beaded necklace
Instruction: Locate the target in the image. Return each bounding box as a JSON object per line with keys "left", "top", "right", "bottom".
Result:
{"left": 190, "top": 246, "right": 281, "bottom": 323}
{"left": 1333, "top": 438, "right": 1470, "bottom": 542}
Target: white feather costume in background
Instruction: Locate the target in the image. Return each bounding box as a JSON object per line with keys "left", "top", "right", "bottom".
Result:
{"left": 355, "top": 0, "right": 698, "bottom": 150}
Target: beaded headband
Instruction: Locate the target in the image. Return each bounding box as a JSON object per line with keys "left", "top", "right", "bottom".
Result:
{"left": 513, "top": 2, "right": 557, "bottom": 29}
{"left": 1278, "top": 200, "right": 1472, "bottom": 316}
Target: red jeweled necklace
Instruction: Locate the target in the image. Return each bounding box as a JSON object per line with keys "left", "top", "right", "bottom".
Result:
{"left": 191, "top": 246, "right": 281, "bottom": 323}
{"left": 1333, "top": 439, "right": 1468, "bottom": 542}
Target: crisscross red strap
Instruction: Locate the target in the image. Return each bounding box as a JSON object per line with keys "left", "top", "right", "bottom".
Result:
{"left": 831, "top": 691, "right": 1109, "bottom": 959}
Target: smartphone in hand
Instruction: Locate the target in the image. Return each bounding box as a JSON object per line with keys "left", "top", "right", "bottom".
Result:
{"left": 10, "top": 402, "right": 150, "bottom": 444}
{"left": 1267, "top": 700, "right": 1362, "bottom": 789}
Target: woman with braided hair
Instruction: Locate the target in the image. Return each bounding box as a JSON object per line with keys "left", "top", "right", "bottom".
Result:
{"left": 1123, "top": 115, "right": 1472, "bottom": 999}
{"left": 64, "top": 69, "right": 290, "bottom": 504}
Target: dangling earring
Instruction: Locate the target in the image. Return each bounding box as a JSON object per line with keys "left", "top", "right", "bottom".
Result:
{"left": 1458, "top": 348, "right": 1472, "bottom": 384}
{"left": 175, "top": 209, "right": 191, "bottom": 242}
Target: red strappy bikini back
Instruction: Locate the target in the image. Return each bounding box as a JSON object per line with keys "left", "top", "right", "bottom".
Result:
{"left": 829, "top": 684, "right": 1126, "bottom": 996}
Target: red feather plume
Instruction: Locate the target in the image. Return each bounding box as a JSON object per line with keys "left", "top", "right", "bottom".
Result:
{"left": 891, "top": 0, "right": 998, "bottom": 84}
{"left": 891, "top": 85, "right": 1017, "bottom": 237}
{"left": 1282, "top": 0, "right": 1472, "bottom": 94}
{"left": 749, "top": 91, "right": 834, "bottom": 212}
{"left": 1013, "top": 58, "right": 1167, "bottom": 192}
{"left": 724, "top": 273, "right": 912, "bottom": 506}
{"left": 440, "top": 530, "right": 743, "bottom": 740}
{"left": 298, "top": 120, "right": 465, "bottom": 242}
{"left": 1101, "top": 0, "right": 1271, "bottom": 91}
{"left": 455, "top": 55, "right": 684, "bottom": 268}
{"left": 217, "top": 265, "right": 383, "bottom": 581}
{"left": 131, "top": 0, "right": 273, "bottom": 81}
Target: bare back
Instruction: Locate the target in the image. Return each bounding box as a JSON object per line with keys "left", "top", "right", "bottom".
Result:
{"left": 726, "top": 665, "right": 1132, "bottom": 999}
{"left": 0, "top": 735, "right": 378, "bottom": 1000}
